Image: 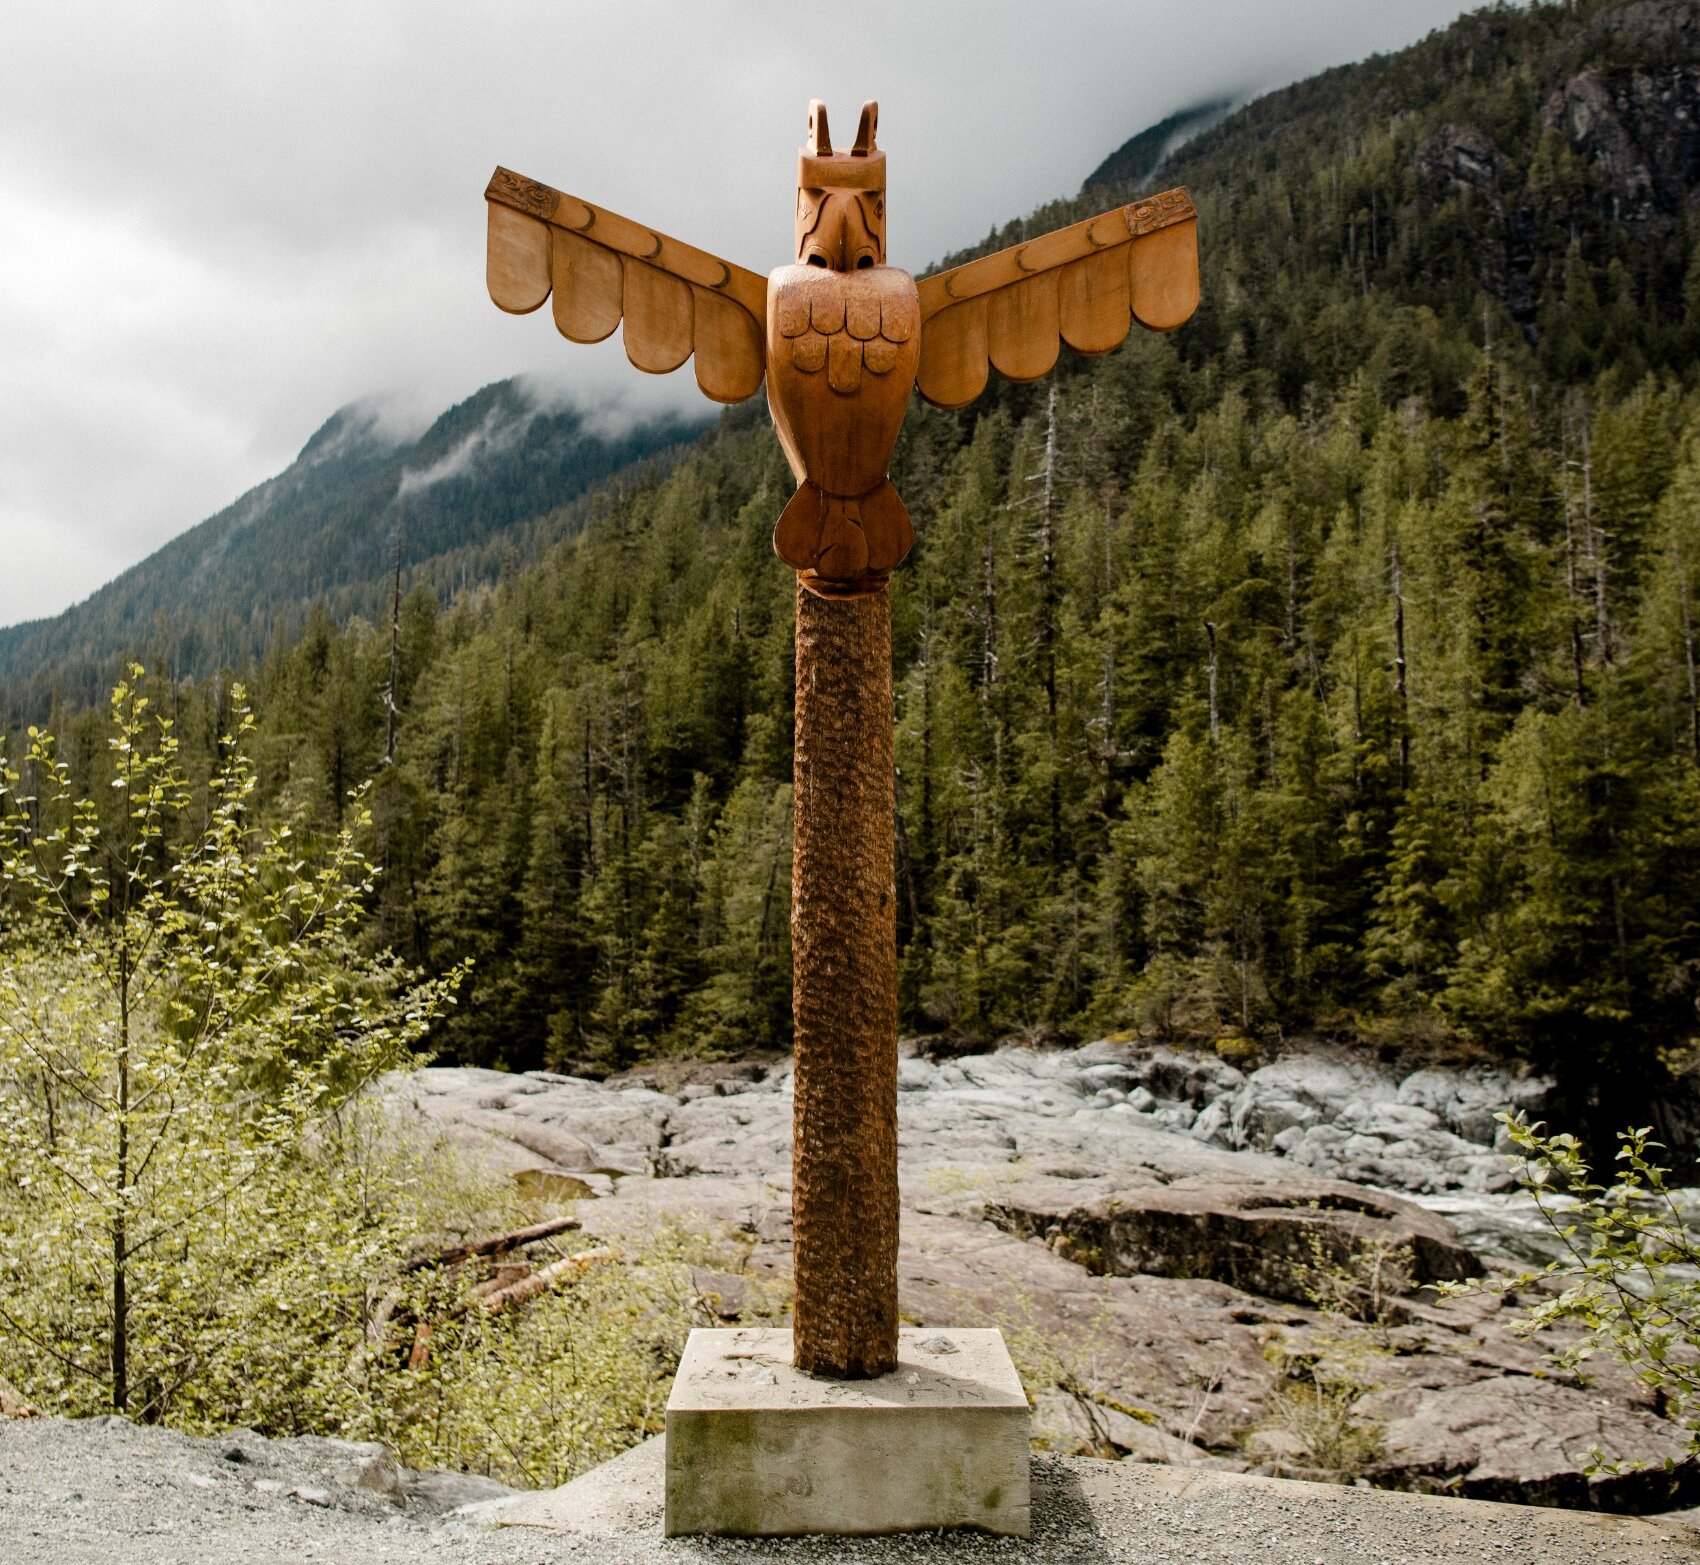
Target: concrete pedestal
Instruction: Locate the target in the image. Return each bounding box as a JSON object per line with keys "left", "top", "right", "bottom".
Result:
{"left": 663, "top": 1325, "right": 1030, "bottom": 1537}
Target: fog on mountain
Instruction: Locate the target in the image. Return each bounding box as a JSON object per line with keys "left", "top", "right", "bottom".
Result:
{"left": 5, "top": 0, "right": 1700, "bottom": 1154}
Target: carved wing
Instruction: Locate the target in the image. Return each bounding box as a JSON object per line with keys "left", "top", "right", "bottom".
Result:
{"left": 914, "top": 187, "right": 1199, "bottom": 410}
{"left": 484, "top": 166, "right": 767, "bottom": 404}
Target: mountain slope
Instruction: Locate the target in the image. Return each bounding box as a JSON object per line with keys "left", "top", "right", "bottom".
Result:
{"left": 13, "top": 0, "right": 1689, "bottom": 717}
{"left": 945, "top": 0, "right": 1700, "bottom": 382}
{"left": 1082, "top": 97, "right": 1237, "bottom": 192}
{"left": 13, "top": 1, "right": 1700, "bottom": 1145}
{"left": 0, "top": 381, "right": 705, "bottom": 719}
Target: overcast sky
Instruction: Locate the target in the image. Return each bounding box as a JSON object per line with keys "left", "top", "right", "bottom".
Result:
{"left": 0, "top": 1, "right": 1493, "bottom": 630}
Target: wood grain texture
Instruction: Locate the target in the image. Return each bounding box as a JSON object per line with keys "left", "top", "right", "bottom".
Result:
{"left": 1129, "top": 218, "right": 1202, "bottom": 331}
{"left": 987, "top": 271, "right": 1061, "bottom": 382}
{"left": 911, "top": 188, "right": 1197, "bottom": 400}
{"left": 915, "top": 188, "right": 1194, "bottom": 319}
{"left": 766, "top": 266, "right": 919, "bottom": 591}
{"left": 791, "top": 582, "right": 898, "bottom": 1379}
{"left": 550, "top": 227, "right": 622, "bottom": 343}
{"left": 692, "top": 285, "right": 764, "bottom": 403}
{"left": 1059, "top": 244, "right": 1132, "bottom": 354}
{"left": 487, "top": 166, "right": 767, "bottom": 321}
{"left": 915, "top": 296, "right": 989, "bottom": 409}
{"left": 621, "top": 256, "right": 693, "bottom": 374}
{"left": 856, "top": 480, "right": 913, "bottom": 573}
{"left": 487, "top": 164, "right": 768, "bottom": 399}
{"left": 486, "top": 204, "right": 552, "bottom": 315}
{"left": 766, "top": 265, "right": 919, "bottom": 500}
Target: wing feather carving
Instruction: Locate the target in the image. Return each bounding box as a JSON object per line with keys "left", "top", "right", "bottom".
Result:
{"left": 550, "top": 228, "right": 621, "bottom": 343}
{"left": 987, "top": 272, "right": 1060, "bottom": 382}
{"left": 620, "top": 256, "right": 693, "bottom": 373}
{"left": 1058, "top": 245, "right": 1131, "bottom": 354}
{"left": 486, "top": 203, "right": 553, "bottom": 315}
{"left": 916, "top": 297, "right": 988, "bottom": 410}
{"left": 915, "top": 187, "right": 1198, "bottom": 409}
{"left": 485, "top": 166, "right": 766, "bottom": 403}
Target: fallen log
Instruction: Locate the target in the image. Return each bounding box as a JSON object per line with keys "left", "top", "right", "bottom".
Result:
{"left": 402, "top": 1248, "right": 613, "bottom": 1369}
{"left": 477, "top": 1247, "right": 612, "bottom": 1314}
{"left": 400, "top": 1214, "right": 583, "bottom": 1273}
{"left": 467, "top": 1262, "right": 532, "bottom": 1301}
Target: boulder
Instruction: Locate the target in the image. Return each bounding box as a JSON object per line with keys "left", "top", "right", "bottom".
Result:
{"left": 459, "top": 1112, "right": 598, "bottom": 1171}
{"left": 214, "top": 1430, "right": 521, "bottom": 1517}
{"left": 653, "top": 1092, "right": 790, "bottom": 1178}
{"left": 1365, "top": 1374, "right": 1700, "bottom": 1513}
{"left": 402, "top": 1468, "right": 519, "bottom": 1512}
{"left": 986, "top": 1174, "right": 1481, "bottom": 1303}
{"left": 391, "top": 1067, "right": 671, "bottom": 1180}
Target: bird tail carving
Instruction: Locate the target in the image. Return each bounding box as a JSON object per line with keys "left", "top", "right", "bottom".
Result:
{"left": 773, "top": 479, "right": 913, "bottom": 594}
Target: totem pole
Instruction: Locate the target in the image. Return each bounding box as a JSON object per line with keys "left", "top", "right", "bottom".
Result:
{"left": 484, "top": 100, "right": 1198, "bottom": 1380}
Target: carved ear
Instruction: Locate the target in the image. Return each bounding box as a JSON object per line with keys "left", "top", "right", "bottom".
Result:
{"left": 807, "top": 100, "right": 832, "bottom": 156}
{"left": 853, "top": 101, "right": 878, "bottom": 155}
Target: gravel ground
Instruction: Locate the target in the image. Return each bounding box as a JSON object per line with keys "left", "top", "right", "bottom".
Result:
{"left": 2, "top": 1417, "right": 1695, "bottom": 1565}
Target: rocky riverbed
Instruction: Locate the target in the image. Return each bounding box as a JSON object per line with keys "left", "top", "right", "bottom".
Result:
{"left": 388, "top": 1039, "right": 1700, "bottom": 1515}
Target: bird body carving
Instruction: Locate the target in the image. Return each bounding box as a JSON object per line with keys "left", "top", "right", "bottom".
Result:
{"left": 767, "top": 263, "right": 920, "bottom": 592}
{"left": 485, "top": 98, "right": 1199, "bottom": 596}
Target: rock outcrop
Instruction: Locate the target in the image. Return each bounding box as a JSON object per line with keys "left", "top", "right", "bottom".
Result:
{"left": 387, "top": 1039, "right": 1700, "bottom": 1512}
{"left": 985, "top": 1174, "right": 1480, "bottom": 1303}
{"left": 1409, "top": 0, "right": 1700, "bottom": 334}
{"left": 1367, "top": 1373, "right": 1700, "bottom": 1514}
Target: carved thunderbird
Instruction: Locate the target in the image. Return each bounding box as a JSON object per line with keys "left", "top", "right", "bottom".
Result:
{"left": 485, "top": 100, "right": 1199, "bottom": 597}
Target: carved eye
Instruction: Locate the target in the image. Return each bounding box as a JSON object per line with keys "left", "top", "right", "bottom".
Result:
{"left": 807, "top": 254, "right": 829, "bottom": 268}
{"left": 856, "top": 255, "right": 873, "bottom": 270}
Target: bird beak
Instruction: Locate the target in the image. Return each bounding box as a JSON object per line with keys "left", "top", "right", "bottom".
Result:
{"left": 800, "top": 191, "right": 881, "bottom": 273}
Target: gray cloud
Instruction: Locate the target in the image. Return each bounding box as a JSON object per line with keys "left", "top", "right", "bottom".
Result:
{"left": 0, "top": 0, "right": 1491, "bottom": 628}
{"left": 397, "top": 396, "right": 539, "bottom": 500}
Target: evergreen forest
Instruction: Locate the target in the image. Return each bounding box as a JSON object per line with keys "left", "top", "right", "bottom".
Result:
{"left": 10, "top": 0, "right": 1700, "bottom": 1132}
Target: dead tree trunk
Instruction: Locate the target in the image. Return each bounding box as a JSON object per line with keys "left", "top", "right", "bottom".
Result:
{"left": 1037, "top": 386, "right": 1061, "bottom": 865}
{"left": 1678, "top": 538, "right": 1700, "bottom": 762}
{"left": 790, "top": 581, "right": 899, "bottom": 1379}
{"left": 1205, "top": 621, "right": 1220, "bottom": 743}
{"left": 1391, "top": 542, "right": 1409, "bottom": 787}
{"left": 384, "top": 497, "right": 405, "bottom": 765}
{"left": 1579, "top": 419, "right": 1613, "bottom": 669}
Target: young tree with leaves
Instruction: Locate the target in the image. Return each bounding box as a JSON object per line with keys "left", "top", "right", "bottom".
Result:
{"left": 0, "top": 669, "right": 463, "bottom": 1418}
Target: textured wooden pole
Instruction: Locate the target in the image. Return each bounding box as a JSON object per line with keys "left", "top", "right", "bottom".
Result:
{"left": 791, "top": 580, "right": 899, "bottom": 1379}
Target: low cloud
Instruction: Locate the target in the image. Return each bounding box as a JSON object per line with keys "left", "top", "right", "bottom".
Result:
{"left": 398, "top": 402, "right": 535, "bottom": 500}
{"left": 518, "top": 372, "right": 707, "bottom": 443}
{"left": 0, "top": 0, "right": 1489, "bottom": 629}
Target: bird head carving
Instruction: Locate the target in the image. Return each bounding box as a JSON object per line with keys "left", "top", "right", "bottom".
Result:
{"left": 795, "top": 100, "right": 885, "bottom": 273}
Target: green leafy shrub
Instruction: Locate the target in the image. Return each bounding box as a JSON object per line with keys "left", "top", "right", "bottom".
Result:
{"left": 361, "top": 1214, "right": 741, "bottom": 1486}
{"left": 1451, "top": 1114, "right": 1700, "bottom": 1469}
{"left": 1292, "top": 1209, "right": 1414, "bottom": 1337}
{"left": 0, "top": 670, "right": 465, "bottom": 1422}
{"left": 1261, "top": 1354, "right": 1386, "bottom": 1478}
{"left": 0, "top": 674, "right": 763, "bottom": 1487}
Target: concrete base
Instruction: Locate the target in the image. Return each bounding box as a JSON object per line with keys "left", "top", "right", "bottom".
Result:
{"left": 662, "top": 1325, "right": 1030, "bottom": 1537}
